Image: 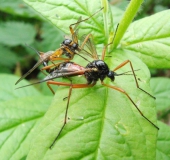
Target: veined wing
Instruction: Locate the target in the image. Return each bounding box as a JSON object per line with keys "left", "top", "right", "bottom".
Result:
{"left": 16, "top": 62, "right": 88, "bottom": 89}
{"left": 15, "top": 50, "right": 55, "bottom": 85}
{"left": 44, "top": 62, "right": 85, "bottom": 80}
{"left": 72, "top": 29, "right": 79, "bottom": 44}
{"left": 80, "top": 35, "right": 99, "bottom": 60}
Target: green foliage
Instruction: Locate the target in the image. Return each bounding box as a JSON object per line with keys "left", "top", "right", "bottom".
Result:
{"left": 0, "top": 74, "right": 41, "bottom": 101}
{"left": 0, "top": 0, "right": 170, "bottom": 159}
{"left": 0, "top": 45, "right": 18, "bottom": 73}
{"left": 39, "top": 22, "right": 64, "bottom": 51}
{"left": 0, "top": 21, "right": 36, "bottom": 46}
{"left": 24, "top": 0, "right": 113, "bottom": 45}
{"left": 151, "top": 78, "right": 170, "bottom": 112}
{"left": 0, "top": 0, "right": 63, "bottom": 75}
{"left": 156, "top": 121, "right": 170, "bottom": 160}
{"left": 123, "top": 10, "right": 170, "bottom": 68}
{"left": 0, "top": 74, "right": 52, "bottom": 160}
{"left": 0, "top": 0, "right": 41, "bottom": 18}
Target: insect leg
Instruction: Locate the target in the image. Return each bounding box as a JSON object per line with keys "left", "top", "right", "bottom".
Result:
{"left": 48, "top": 81, "right": 96, "bottom": 149}
{"left": 112, "top": 60, "right": 155, "bottom": 99}
{"left": 101, "top": 81, "right": 159, "bottom": 130}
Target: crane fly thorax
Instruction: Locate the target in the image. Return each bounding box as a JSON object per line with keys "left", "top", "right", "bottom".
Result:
{"left": 61, "top": 39, "right": 79, "bottom": 58}
{"left": 85, "top": 60, "right": 110, "bottom": 83}
{"left": 62, "top": 39, "right": 79, "bottom": 50}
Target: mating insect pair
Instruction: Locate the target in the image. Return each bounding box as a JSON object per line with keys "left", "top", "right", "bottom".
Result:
{"left": 15, "top": 8, "right": 103, "bottom": 85}
{"left": 16, "top": 8, "right": 159, "bottom": 149}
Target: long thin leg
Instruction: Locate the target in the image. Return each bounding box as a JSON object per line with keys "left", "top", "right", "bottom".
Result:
{"left": 69, "top": 7, "right": 104, "bottom": 35}
{"left": 41, "top": 61, "right": 69, "bottom": 71}
{"left": 47, "top": 81, "right": 96, "bottom": 149}
{"left": 101, "top": 81, "right": 159, "bottom": 130}
{"left": 50, "top": 82, "right": 73, "bottom": 149}
{"left": 113, "top": 60, "right": 155, "bottom": 99}
{"left": 101, "top": 24, "right": 119, "bottom": 61}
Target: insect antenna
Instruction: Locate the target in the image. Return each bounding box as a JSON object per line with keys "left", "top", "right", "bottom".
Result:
{"left": 114, "top": 69, "right": 140, "bottom": 76}
{"left": 70, "top": 7, "right": 104, "bottom": 29}
{"left": 25, "top": 43, "right": 41, "bottom": 57}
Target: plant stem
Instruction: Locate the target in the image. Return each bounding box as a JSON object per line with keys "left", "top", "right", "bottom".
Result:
{"left": 113, "top": 0, "right": 144, "bottom": 48}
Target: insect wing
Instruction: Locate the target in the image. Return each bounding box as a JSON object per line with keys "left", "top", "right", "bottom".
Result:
{"left": 16, "top": 62, "right": 87, "bottom": 89}
{"left": 15, "top": 50, "right": 55, "bottom": 85}
{"left": 44, "top": 62, "right": 85, "bottom": 80}
{"left": 72, "top": 29, "right": 79, "bottom": 44}
{"left": 80, "top": 35, "right": 98, "bottom": 60}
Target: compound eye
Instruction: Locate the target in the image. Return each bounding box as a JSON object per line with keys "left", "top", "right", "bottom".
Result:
{"left": 107, "top": 71, "right": 112, "bottom": 77}
{"left": 63, "top": 39, "right": 72, "bottom": 45}
{"left": 107, "top": 71, "right": 115, "bottom": 81}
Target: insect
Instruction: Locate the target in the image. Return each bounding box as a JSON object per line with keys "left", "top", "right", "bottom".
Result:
{"left": 15, "top": 8, "right": 103, "bottom": 85}
{"left": 16, "top": 25, "right": 159, "bottom": 149}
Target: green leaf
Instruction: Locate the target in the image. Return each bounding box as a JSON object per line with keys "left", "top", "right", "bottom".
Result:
{"left": 0, "top": 74, "right": 52, "bottom": 160}
{"left": 39, "top": 22, "right": 64, "bottom": 51}
{"left": 156, "top": 121, "right": 170, "bottom": 160}
{"left": 26, "top": 51, "right": 158, "bottom": 160}
{"left": 0, "top": 74, "right": 41, "bottom": 101}
{"left": 0, "top": 45, "right": 18, "bottom": 69}
{"left": 122, "top": 10, "right": 170, "bottom": 68}
{"left": 150, "top": 77, "right": 170, "bottom": 112}
{"left": 23, "top": 0, "right": 113, "bottom": 44}
{"left": 111, "top": 6, "right": 124, "bottom": 26}
{"left": 0, "top": 96, "right": 51, "bottom": 160}
{"left": 154, "top": 5, "right": 168, "bottom": 13}
{"left": 0, "top": 0, "right": 41, "bottom": 18}
{"left": 0, "top": 21, "right": 36, "bottom": 47}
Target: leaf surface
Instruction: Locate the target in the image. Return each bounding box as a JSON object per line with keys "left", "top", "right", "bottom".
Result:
{"left": 0, "top": 74, "right": 52, "bottom": 160}
{"left": 24, "top": 0, "right": 113, "bottom": 44}
{"left": 150, "top": 77, "right": 170, "bottom": 112}
{"left": 26, "top": 50, "right": 158, "bottom": 160}
{"left": 0, "top": 22, "right": 36, "bottom": 46}
{"left": 122, "top": 10, "right": 170, "bottom": 68}
{"left": 156, "top": 121, "right": 170, "bottom": 160}
{"left": 0, "top": 0, "right": 41, "bottom": 18}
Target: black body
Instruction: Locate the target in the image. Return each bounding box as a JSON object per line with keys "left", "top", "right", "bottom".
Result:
{"left": 61, "top": 39, "right": 79, "bottom": 58}
{"left": 85, "top": 60, "right": 115, "bottom": 84}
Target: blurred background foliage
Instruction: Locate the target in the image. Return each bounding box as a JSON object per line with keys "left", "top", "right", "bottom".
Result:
{"left": 0, "top": 0, "right": 170, "bottom": 124}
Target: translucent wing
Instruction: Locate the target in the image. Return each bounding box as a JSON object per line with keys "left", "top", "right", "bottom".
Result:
{"left": 79, "top": 35, "right": 99, "bottom": 60}
{"left": 15, "top": 50, "right": 55, "bottom": 85}
{"left": 16, "top": 62, "right": 87, "bottom": 89}
{"left": 72, "top": 29, "right": 79, "bottom": 44}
